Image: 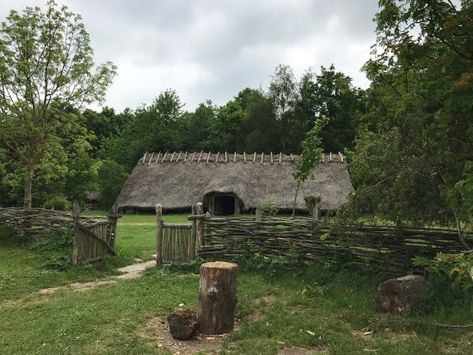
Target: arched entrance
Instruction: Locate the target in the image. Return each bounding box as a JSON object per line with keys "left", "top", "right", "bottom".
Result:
{"left": 203, "top": 192, "right": 241, "bottom": 216}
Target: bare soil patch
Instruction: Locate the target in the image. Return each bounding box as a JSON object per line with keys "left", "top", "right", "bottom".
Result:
{"left": 138, "top": 315, "right": 226, "bottom": 354}
{"left": 278, "top": 346, "right": 326, "bottom": 354}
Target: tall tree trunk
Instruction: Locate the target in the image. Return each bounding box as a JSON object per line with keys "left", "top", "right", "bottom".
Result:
{"left": 23, "top": 168, "right": 34, "bottom": 208}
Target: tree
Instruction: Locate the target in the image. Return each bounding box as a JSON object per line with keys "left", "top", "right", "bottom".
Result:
{"left": 102, "top": 90, "right": 184, "bottom": 169}
{"left": 297, "top": 66, "right": 365, "bottom": 153}
{"left": 97, "top": 159, "right": 128, "bottom": 209}
{"left": 0, "top": 1, "right": 116, "bottom": 207}
{"left": 268, "top": 64, "right": 298, "bottom": 119}
{"left": 209, "top": 88, "right": 263, "bottom": 152}
{"left": 292, "top": 117, "right": 328, "bottom": 215}
{"left": 349, "top": 0, "right": 473, "bottom": 247}
{"left": 178, "top": 100, "right": 215, "bottom": 151}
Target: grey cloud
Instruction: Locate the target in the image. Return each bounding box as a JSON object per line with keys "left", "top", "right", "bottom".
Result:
{"left": 0, "top": 0, "right": 379, "bottom": 110}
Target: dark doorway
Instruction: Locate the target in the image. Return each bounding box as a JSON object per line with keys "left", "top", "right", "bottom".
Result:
{"left": 214, "top": 195, "right": 235, "bottom": 215}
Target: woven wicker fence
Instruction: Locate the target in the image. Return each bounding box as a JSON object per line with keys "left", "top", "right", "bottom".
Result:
{"left": 0, "top": 207, "right": 98, "bottom": 236}
{"left": 199, "top": 216, "right": 472, "bottom": 274}
{"left": 0, "top": 207, "right": 119, "bottom": 265}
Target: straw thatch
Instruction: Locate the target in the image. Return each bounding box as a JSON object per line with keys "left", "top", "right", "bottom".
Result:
{"left": 114, "top": 152, "right": 354, "bottom": 212}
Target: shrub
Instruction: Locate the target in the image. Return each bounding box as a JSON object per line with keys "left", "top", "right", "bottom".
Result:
{"left": 304, "top": 195, "right": 321, "bottom": 215}
{"left": 43, "top": 196, "right": 71, "bottom": 211}
{"left": 414, "top": 252, "right": 473, "bottom": 305}
{"left": 0, "top": 225, "right": 21, "bottom": 245}
{"left": 260, "top": 197, "right": 279, "bottom": 217}
{"left": 31, "top": 231, "right": 74, "bottom": 270}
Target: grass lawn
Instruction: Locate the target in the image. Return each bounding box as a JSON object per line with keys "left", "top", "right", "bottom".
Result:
{"left": 82, "top": 211, "right": 188, "bottom": 259}
{"left": 1, "top": 212, "right": 473, "bottom": 354}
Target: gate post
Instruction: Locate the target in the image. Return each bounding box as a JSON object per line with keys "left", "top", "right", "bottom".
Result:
{"left": 156, "top": 204, "right": 164, "bottom": 268}
{"left": 107, "top": 205, "right": 121, "bottom": 251}
{"left": 190, "top": 203, "right": 197, "bottom": 259}
{"left": 195, "top": 202, "right": 205, "bottom": 247}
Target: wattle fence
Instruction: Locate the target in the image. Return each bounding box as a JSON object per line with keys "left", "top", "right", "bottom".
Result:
{"left": 0, "top": 206, "right": 119, "bottom": 265}
{"left": 199, "top": 215, "right": 472, "bottom": 274}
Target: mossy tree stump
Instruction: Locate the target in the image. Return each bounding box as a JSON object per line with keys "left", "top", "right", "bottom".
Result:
{"left": 198, "top": 261, "right": 238, "bottom": 334}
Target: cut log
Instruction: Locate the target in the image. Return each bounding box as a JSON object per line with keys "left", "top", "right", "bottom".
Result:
{"left": 167, "top": 309, "right": 198, "bottom": 340}
{"left": 198, "top": 261, "right": 238, "bottom": 334}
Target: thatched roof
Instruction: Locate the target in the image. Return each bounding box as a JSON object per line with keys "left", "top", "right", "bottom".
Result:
{"left": 114, "top": 151, "right": 354, "bottom": 212}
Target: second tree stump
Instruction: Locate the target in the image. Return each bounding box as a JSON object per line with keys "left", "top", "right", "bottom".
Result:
{"left": 198, "top": 261, "right": 238, "bottom": 334}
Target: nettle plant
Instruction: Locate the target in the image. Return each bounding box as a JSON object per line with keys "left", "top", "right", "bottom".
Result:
{"left": 414, "top": 252, "right": 473, "bottom": 297}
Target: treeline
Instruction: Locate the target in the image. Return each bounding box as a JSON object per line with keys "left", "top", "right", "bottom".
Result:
{"left": 94, "top": 64, "right": 364, "bottom": 169}
{"left": 0, "top": 64, "right": 365, "bottom": 209}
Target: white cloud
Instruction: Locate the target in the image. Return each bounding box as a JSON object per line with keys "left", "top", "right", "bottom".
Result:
{"left": 0, "top": 0, "right": 379, "bottom": 111}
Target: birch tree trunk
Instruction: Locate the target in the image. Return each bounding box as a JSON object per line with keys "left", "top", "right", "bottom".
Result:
{"left": 23, "top": 168, "right": 34, "bottom": 208}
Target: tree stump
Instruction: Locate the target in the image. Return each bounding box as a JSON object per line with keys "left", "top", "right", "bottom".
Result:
{"left": 198, "top": 261, "right": 238, "bottom": 334}
{"left": 167, "top": 309, "right": 198, "bottom": 340}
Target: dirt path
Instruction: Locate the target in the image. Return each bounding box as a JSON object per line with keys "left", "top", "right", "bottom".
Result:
{"left": 38, "top": 259, "right": 156, "bottom": 295}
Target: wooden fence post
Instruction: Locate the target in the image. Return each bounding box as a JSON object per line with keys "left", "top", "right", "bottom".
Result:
{"left": 72, "top": 201, "right": 80, "bottom": 265}
{"left": 190, "top": 203, "right": 197, "bottom": 259}
{"left": 195, "top": 202, "right": 205, "bottom": 247}
{"left": 312, "top": 201, "right": 320, "bottom": 222}
{"left": 255, "top": 207, "right": 262, "bottom": 224}
{"left": 156, "top": 204, "right": 164, "bottom": 268}
{"left": 107, "top": 205, "right": 120, "bottom": 251}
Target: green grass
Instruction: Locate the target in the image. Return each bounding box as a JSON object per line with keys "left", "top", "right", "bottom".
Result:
{"left": 83, "top": 211, "right": 188, "bottom": 259}
{"left": 1, "top": 212, "right": 473, "bottom": 354}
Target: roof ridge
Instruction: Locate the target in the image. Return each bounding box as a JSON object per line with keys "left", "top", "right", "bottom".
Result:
{"left": 139, "top": 151, "right": 346, "bottom": 165}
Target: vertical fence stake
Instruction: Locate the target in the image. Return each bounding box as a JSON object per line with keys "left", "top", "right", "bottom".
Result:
{"left": 107, "top": 205, "right": 120, "bottom": 252}
{"left": 195, "top": 202, "right": 205, "bottom": 247}
{"left": 312, "top": 201, "right": 320, "bottom": 222}
{"left": 156, "top": 204, "right": 164, "bottom": 268}
{"left": 255, "top": 207, "right": 262, "bottom": 224}
{"left": 190, "top": 203, "right": 197, "bottom": 260}
{"left": 72, "top": 201, "right": 80, "bottom": 265}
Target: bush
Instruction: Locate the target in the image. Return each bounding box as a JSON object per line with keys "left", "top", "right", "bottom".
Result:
{"left": 31, "top": 231, "right": 74, "bottom": 270}
{"left": 43, "top": 196, "right": 71, "bottom": 211}
{"left": 304, "top": 195, "right": 321, "bottom": 215}
{"left": 260, "top": 197, "right": 279, "bottom": 217}
{"left": 0, "top": 225, "right": 22, "bottom": 245}
{"left": 98, "top": 160, "right": 129, "bottom": 209}
{"left": 414, "top": 252, "right": 473, "bottom": 306}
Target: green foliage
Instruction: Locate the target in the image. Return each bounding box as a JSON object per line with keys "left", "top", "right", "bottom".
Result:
{"left": 43, "top": 195, "right": 71, "bottom": 211}
{"left": 0, "top": 0, "right": 116, "bottom": 207}
{"left": 294, "top": 117, "right": 328, "bottom": 186}
{"left": 414, "top": 252, "right": 473, "bottom": 304}
{"left": 31, "top": 232, "right": 74, "bottom": 271}
{"left": 166, "top": 257, "right": 204, "bottom": 274}
{"left": 298, "top": 65, "right": 365, "bottom": 152}
{"left": 348, "top": 0, "right": 473, "bottom": 235}
{"left": 0, "top": 225, "right": 19, "bottom": 245}
{"left": 97, "top": 159, "right": 128, "bottom": 209}
{"left": 234, "top": 253, "right": 303, "bottom": 279}
{"left": 260, "top": 197, "right": 279, "bottom": 216}
{"left": 304, "top": 195, "right": 321, "bottom": 214}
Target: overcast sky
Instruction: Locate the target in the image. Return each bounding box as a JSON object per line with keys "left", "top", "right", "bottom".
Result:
{"left": 0, "top": 0, "right": 379, "bottom": 112}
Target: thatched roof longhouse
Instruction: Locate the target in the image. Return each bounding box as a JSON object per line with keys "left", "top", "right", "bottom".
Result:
{"left": 114, "top": 152, "right": 353, "bottom": 214}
